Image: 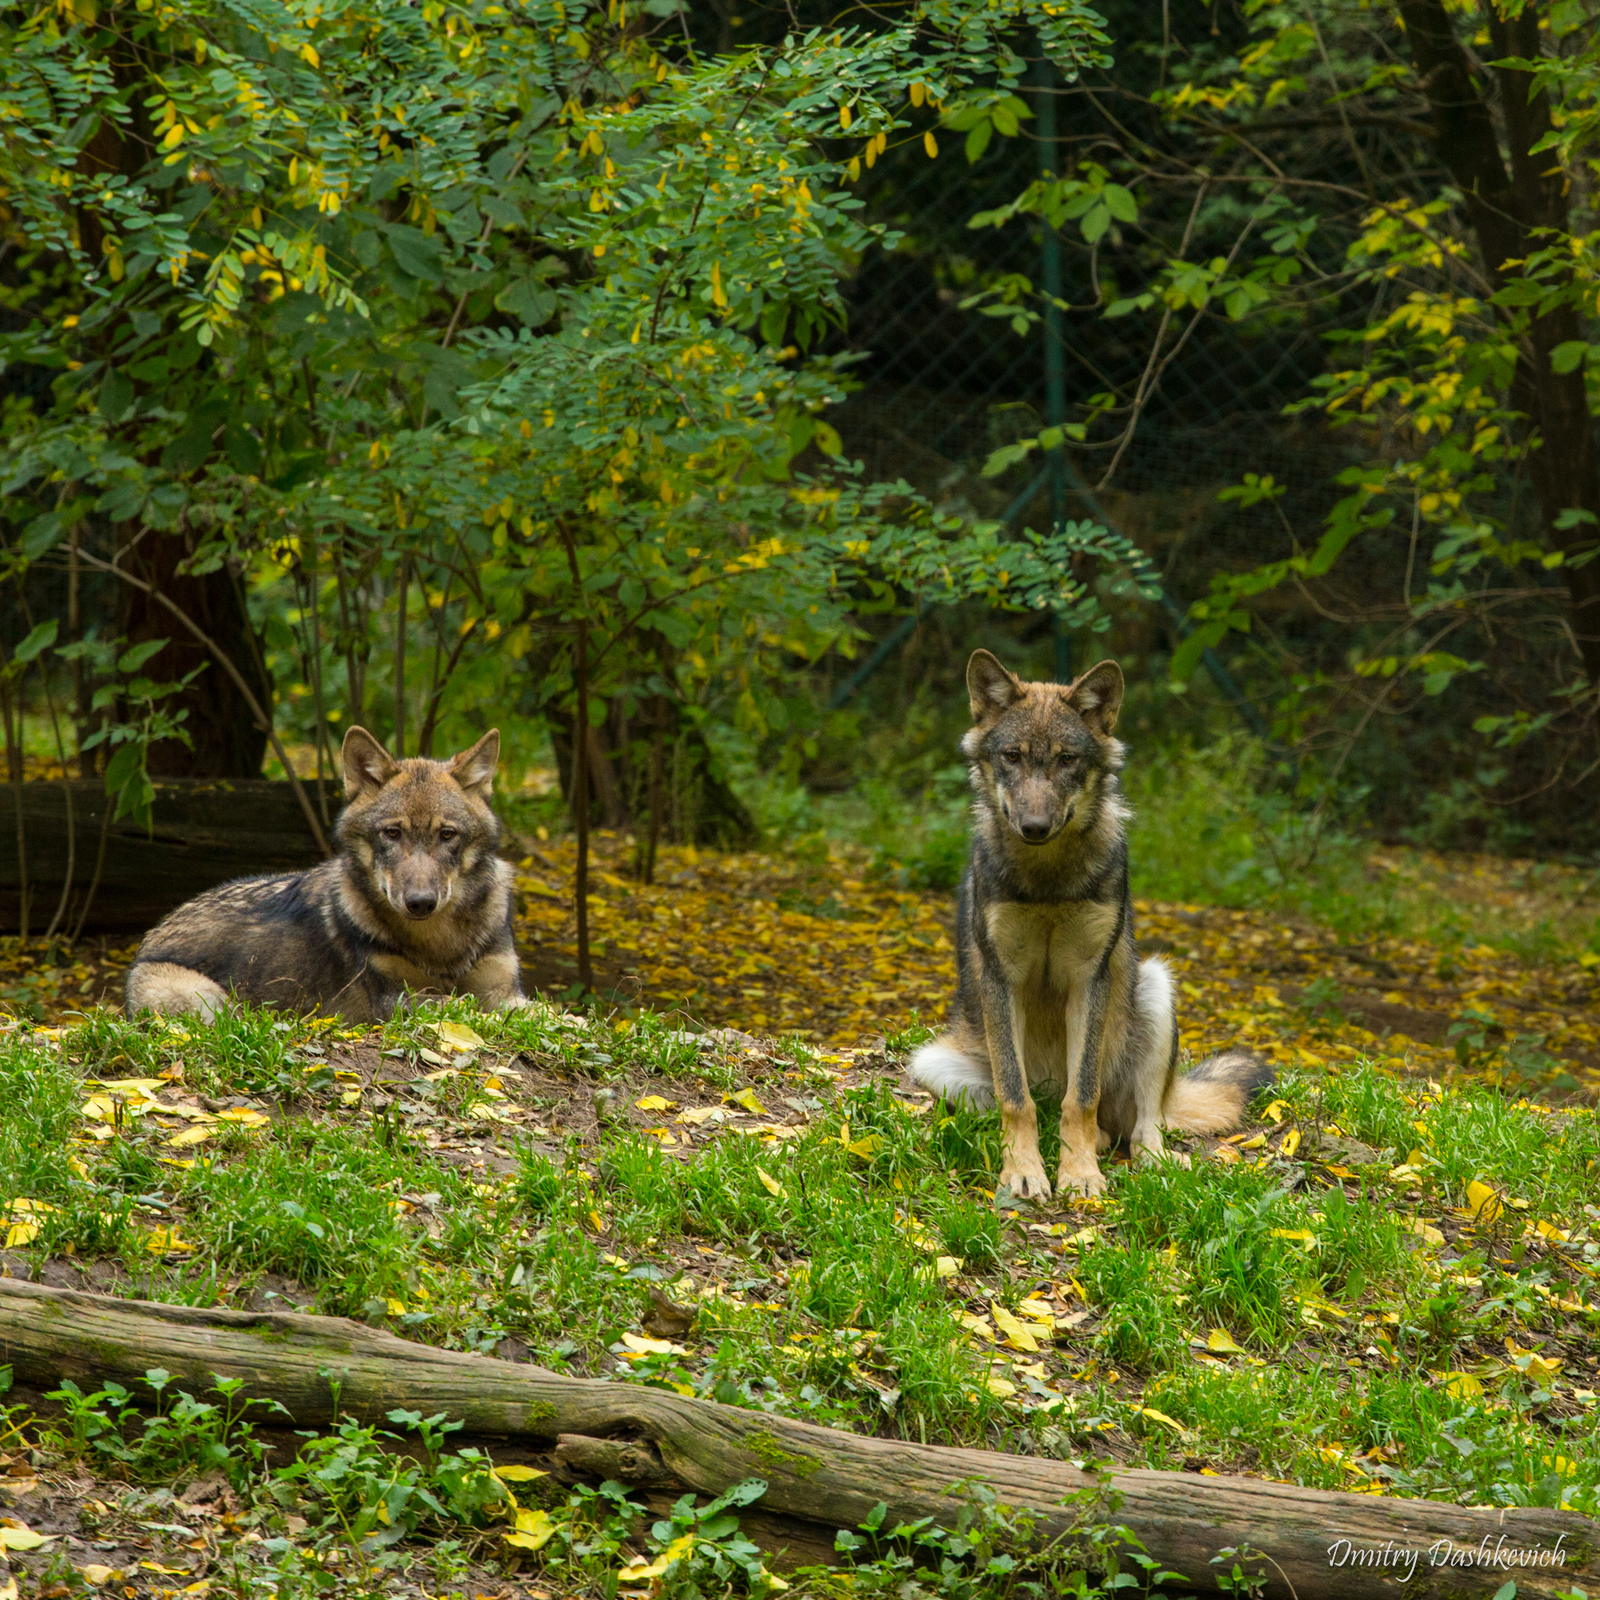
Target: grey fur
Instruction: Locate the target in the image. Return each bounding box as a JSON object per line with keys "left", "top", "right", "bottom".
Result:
{"left": 910, "top": 650, "right": 1271, "bottom": 1198}
{"left": 125, "top": 727, "right": 526, "bottom": 1023}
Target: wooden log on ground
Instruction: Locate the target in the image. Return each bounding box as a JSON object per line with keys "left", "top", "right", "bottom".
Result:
{"left": 1, "top": 1280, "right": 1593, "bottom": 1597}
{"left": 0, "top": 779, "right": 329, "bottom": 935}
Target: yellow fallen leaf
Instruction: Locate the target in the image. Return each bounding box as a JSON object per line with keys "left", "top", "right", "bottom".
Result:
{"left": 991, "top": 1305, "right": 1041, "bottom": 1353}
{"left": 77, "top": 1565, "right": 117, "bottom": 1587}
{"left": 755, "top": 1166, "right": 786, "bottom": 1198}
{"left": 215, "top": 1107, "right": 270, "bottom": 1128}
{"left": 1134, "top": 1406, "right": 1187, "bottom": 1434}
{"left": 504, "top": 1507, "right": 556, "bottom": 1551}
{"left": 678, "top": 1106, "right": 724, "bottom": 1126}
{"left": 339, "top": 1089, "right": 362, "bottom": 1107}
{"left": 934, "top": 1256, "right": 962, "bottom": 1278}
{"left": 140, "top": 1563, "right": 189, "bottom": 1576}
{"left": 647, "top": 1126, "right": 679, "bottom": 1147}
{"left": 1411, "top": 1219, "right": 1445, "bottom": 1247}
{"left": 1262, "top": 1100, "right": 1287, "bottom": 1124}
{"left": 1438, "top": 1371, "right": 1482, "bottom": 1399}
{"left": 1464, "top": 1179, "right": 1502, "bottom": 1223}
{"left": 618, "top": 1531, "right": 696, "bottom": 1581}
{"left": 1522, "top": 1353, "right": 1561, "bottom": 1384}
{"left": 620, "top": 1333, "right": 686, "bottom": 1355}
{"left": 1270, "top": 1228, "right": 1317, "bottom": 1247}
{"left": 983, "top": 1375, "right": 1016, "bottom": 1398}
{"left": 437, "top": 1020, "right": 485, "bottom": 1052}
{"left": 1535, "top": 1219, "right": 1570, "bottom": 1243}
{"left": 3, "top": 1221, "right": 40, "bottom": 1249}
{"left": 493, "top": 1465, "right": 547, "bottom": 1482}
{"left": 636, "top": 1094, "right": 675, "bottom": 1112}
{"left": 385, "top": 1298, "right": 406, "bottom": 1316}
{"left": 145, "top": 1226, "right": 193, "bottom": 1254}
{"left": 1206, "top": 1327, "right": 1246, "bottom": 1354}
{"left": 847, "top": 1134, "right": 883, "bottom": 1160}
{"left": 0, "top": 1526, "right": 54, "bottom": 1550}
{"left": 1279, "top": 1127, "right": 1301, "bottom": 1158}
{"left": 729, "top": 1087, "right": 766, "bottom": 1114}
{"left": 167, "top": 1125, "right": 213, "bottom": 1148}
{"left": 587, "top": 1209, "right": 606, "bottom": 1231}
{"left": 1237, "top": 1134, "right": 1267, "bottom": 1150}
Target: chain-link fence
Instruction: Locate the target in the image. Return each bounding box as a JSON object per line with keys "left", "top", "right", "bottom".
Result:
{"left": 822, "top": 71, "right": 1373, "bottom": 717}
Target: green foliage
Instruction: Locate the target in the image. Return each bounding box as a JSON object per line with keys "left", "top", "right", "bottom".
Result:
{"left": 0, "top": 0, "right": 1146, "bottom": 817}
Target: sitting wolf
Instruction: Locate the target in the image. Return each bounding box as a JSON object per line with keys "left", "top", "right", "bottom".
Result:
{"left": 125, "top": 726, "right": 526, "bottom": 1023}
{"left": 910, "top": 650, "right": 1270, "bottom": 1198}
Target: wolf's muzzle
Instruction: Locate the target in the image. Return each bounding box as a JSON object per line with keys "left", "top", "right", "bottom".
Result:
{"left": 403, "top": 890, "right": 440, "bottom": 917}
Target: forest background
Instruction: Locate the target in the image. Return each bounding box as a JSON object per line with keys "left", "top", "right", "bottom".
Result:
{"left": 2, "top": 0, "right": 1599, "bottom": 975}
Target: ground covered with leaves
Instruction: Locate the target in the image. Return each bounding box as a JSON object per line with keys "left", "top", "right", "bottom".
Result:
{"left": 0, "top": 838, "right": 1598, "bottom": 1599}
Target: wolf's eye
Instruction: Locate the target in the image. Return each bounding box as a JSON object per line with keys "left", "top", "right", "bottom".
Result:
{"left": 438, "top": 826, "right": 459, "bottom": 842}
{"left": 999, "top": 749, "right": 1022, "bottom": 765}
{"left": 381, "top": 824, "right": 403, "bottom": 841}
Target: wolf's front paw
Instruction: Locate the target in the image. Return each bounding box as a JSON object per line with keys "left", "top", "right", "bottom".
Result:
{"left": 998, "top": 1160, "right": 1053, "bottom": 1204}
{"left": 1057, "top": 1158, "right": 1107, "bottom": 1198}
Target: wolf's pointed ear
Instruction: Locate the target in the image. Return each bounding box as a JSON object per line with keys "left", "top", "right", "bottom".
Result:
{"left": 967, "top": 650, "right": 1023, "bottom": 721}
{"left": 342, "top": 726, "right": 399, "bottom": 797}
{"left": 448, "top": 728, "right": 500, "bottom": 801}
{"left": 1067, "top": 660, "right": 1124, "bottom": 734}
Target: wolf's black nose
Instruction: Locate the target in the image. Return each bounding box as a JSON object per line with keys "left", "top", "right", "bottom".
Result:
{"left": 1020, "top": 820, "right": 1052, "bottom": 843}
{"left": 404, "top": 890, "right": 439, "bottom": 916}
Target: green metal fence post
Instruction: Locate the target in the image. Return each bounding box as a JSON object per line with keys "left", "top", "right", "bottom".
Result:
{"left": 1038, "top": 51, "right": 1073, "bottom": 686}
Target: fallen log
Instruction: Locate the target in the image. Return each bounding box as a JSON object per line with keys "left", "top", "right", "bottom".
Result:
{"left": 0, "top": 779, "right": 327, "bottom": 935}
{"left": 0, "top": 1279, "right": 1592, "bottom": 1598}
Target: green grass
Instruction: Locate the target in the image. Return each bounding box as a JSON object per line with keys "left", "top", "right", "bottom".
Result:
{"left": 3, "top": 999, "right": 1599, "bottom": 1600}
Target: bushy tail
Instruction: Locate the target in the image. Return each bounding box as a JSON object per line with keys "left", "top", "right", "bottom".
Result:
{"left": 1162, "top": 1048, "right": 1274, "bottom": 1135}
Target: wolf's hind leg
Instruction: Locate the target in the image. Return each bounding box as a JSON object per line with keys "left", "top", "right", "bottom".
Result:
{"left": 125, "top": 962, "right": 228, "bottom": 1022}
{"left": 1129, "top": 957, "right": 1187, "bottom": 1167}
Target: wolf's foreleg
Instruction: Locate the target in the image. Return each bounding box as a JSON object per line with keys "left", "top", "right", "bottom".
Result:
{"left": 981, "top": 970, "right": 1051, "bottom": 1201}
{"left": 460, "top": 946, "right": 527, "bottom": 1009}
{"left": 1059, "top": 972, "right": 1110, "bottom": 1197}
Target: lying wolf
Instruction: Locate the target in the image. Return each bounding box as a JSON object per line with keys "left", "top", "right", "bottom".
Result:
{"left": 910, "top": 650, "right": 1270, "bottom": 1198}
{"left": 126, "top": 726, "right": 526, "bottom": 1023}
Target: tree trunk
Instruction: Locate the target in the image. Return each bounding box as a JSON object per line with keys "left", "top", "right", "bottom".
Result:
{"left": 113, "top": 530, "right": 274, "bottom": 777}
{"left": 1396, "top": 0, "right": 1600, "bottom": 690}
{"left": 548, "top": 699, "right": 754, "bottom": 849}
{"left": 1, "top": 1280, "right": 1594, "bottom": 1600}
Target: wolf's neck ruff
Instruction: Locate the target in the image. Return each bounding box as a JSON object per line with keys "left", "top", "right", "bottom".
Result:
{"left": 909, "top": 649, "right": 1272, "bottom": 1202}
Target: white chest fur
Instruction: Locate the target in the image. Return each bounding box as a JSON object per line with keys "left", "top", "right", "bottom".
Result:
{"left": 983, "top": 900, "right": 1120, "bottom": 993}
